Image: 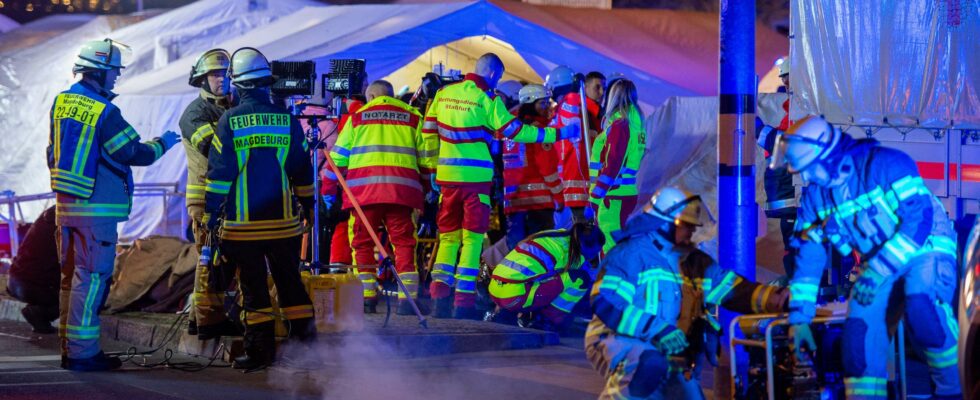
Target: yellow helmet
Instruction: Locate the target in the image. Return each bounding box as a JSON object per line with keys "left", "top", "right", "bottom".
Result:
{"left": 189, "top": 48, "right": 230, "bottom": 87}
{"left": 646, "top": 187, "right": 713, "bottom": 226}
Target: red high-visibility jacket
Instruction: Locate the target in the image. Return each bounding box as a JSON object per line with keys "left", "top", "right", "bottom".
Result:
{"left": 502, "top": 113, "right": 562, "bottom": 214}
{"left": 553, "top": 92, "right": 601, "bottom": 208}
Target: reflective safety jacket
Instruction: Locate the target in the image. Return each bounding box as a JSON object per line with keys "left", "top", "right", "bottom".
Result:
{"left": 789, "top": 137, "right": 957, "bottom": 316}
{"left": 327, "top": 96, "right": 432, "bottom": 210}
{"left": 587, "top": 213, "right": 683, "bottom": 351}
{"left": 588, "top": 105, "right": 645, "bottom": 206}
{"left": 502, "top": 113, "right": 562, "bottom": 214}
{"left": 204, "top": 89, "right": 314, "bottom": 241}
{"left": 492, "top": 229, "right": 583, "bottom": 283}
{"left": 47, "top": 81, "right": 169, "bottom": 227}
{"left": 179, "top": 91, "right": 225, "bottom": 215}
{"left": 421, "top": 74, "right": 562, "bottom": 186}
{"left": 554, "top": 93, "right": 601, "bottom": 208}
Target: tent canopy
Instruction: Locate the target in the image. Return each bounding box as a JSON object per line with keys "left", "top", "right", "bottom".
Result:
{"left": 2, "top": 0, "right": 788, "bottom": 240}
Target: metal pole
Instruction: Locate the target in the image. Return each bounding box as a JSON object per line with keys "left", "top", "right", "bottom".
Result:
{"left": 310, "top": 116, "right": 322, "bottom": 274}
{"left": 719, "top": 1, "right": 757, "bottom": 397}
{"left": 4, "top": 191, "right": 18, "bottom": 258}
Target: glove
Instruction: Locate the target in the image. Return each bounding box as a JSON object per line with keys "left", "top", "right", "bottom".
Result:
{"left": 322, "top": 194, "right": 336, "bottom": 211}
{"left": 787, "top": 302, "right": 816, "bottom": 325}
{"left": 430, "top": 175, "right": 441, "bottom": 194}
{"left": 557, "top": 120, "right": 582, "bottom": 141}
{"left": 202, "top": 213, "right": 220, "bottom": 232}
{"left": 789, "top": 323, "right": 817, "bottom": 362}
{"left": 852, "top": 267, "right": 884, "bottom": 306}
{"left": 653, "top": 326, "right": 689, "bottom": 355}
{"left": 158, "top": 130, "right": 180, "bottom": 151}
{"left": 583, "top": 204, "right": 596, "bottom": 221}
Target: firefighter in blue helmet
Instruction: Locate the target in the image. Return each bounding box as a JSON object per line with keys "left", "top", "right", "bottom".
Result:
{"left": 585, "top": 187, "right": 705, "bottom": 399}
{"left": 49, "top": 38, "right": 180, "bottom": 371}
{"left": 777, "top": 116, "right": 961, "bottom": 399}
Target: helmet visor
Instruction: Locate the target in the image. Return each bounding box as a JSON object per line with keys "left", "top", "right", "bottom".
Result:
{"left": 769, "top": 132, "right": 789, "bottom": 171}
{"left": 662, "top": 194, "right": 715, "bottom": 227}
{"left": 108, "top": 39, "right": 134, "bottom": 69}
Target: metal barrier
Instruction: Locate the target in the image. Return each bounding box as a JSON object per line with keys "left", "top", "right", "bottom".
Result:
{"left": 0, "top": 182, "right": 185, "bottom": 258}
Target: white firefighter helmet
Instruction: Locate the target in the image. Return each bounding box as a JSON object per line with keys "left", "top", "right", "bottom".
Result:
{"left": 229, "top": 47, "right": 272, "bottom": 87}
{"left": 73, "top": 38, "right": 132, "bottom": 73}
{"left": 518, "top": 84, "right": 551, "bottom": 105}
{"left": 496, "top": 80, "right": 522, "bottom": 102}
{"left": 769, "top": 115, "right": 841, "bottom": 173}
{"left": 189, "top": 48, "right": 231, "bottom": 87}
{"left": 544, "top": 65, "right": 576, "bottom": 91}
{"left": 778, "top": 56, "right": 790, "bottom": 77}
{"left": 646, "top": 187, "right": 713, "bottom": 227}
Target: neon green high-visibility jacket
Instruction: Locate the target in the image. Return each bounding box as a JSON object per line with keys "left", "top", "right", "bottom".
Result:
{"left": 588, "top": 105, "right": 646, "bottom": 204}
{"left": 421, "top": 74, "right": 563, "bottom": 185}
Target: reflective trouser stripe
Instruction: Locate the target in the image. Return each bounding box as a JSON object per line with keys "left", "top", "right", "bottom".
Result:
{"left": 432, "top": 230, "right": 462, "bottom": 288}
{"left": 398, "top": 271, "right": 419, "bottom": 300}
{"left": 242, "top": 307, "right": 276, "bottom": 325}
{"left": 59, "top": 224, "right": 116, "bottom": 359}
{"left": 844, "top": 377, "right": 887, "bottom": 399}
{"left": 357, "top": 268, "right": 379, "bottom": 300}
{"left": 455, "top": 230, "right": 483, "bottom": 294}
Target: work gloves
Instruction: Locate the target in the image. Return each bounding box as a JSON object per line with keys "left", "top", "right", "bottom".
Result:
{"left": 202, "top": 213, "right": 220, "bottom": 233}
{"left": 789, "top": 323, "right": 817, "bottom": 362}
{"left": 158, "top": 130, "right": 180, "bottom": 152}
{"left": 653, "top": 326, "right": 688, "bottom": 355}
{"left": 556, "top": 120, "right": 583, "bottom": 141}
{"left": 852, "top": 268, "right": 884, "bottom": 306}
{"left": 430, "top": 175, "right": 440, "bottom": 194}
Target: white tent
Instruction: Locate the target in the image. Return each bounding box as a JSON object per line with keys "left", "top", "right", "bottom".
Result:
{"left": 1, "top": 0, "right": 788, "bottom": 241}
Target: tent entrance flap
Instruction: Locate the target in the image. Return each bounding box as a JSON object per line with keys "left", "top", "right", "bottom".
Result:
{"left": 383, "top": 35, "right": 543, "bottom": 89}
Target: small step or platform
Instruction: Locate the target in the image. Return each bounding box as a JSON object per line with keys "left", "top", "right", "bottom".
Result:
{"left": 0, "top": 296, "right": 558, "bottom": 360}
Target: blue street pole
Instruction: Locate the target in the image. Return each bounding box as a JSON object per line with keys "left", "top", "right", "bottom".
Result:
{"left": 718, "top": 0, "right": 757, "bottom": 397}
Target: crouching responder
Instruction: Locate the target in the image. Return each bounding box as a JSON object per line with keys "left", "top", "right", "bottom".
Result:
{"left": 547, "top": 66, "right": 602, "bottom": 226}
{"left": 204, "top": 47, "right": 316, "bottom": 371}
{"left": 49, "top": 38, "right": 180, "bottom": 371}
{"left": 421, "top": 53, "right": 582, "bottom": 320}
{"left": 179, "top": 48, "right": 239, "bottom": 340}
{"left": 502, "top": 83, "right": 563, "bottom": 250}
{"left": 778, "top": 116, "right": 961, "bottom": 399}
{"left": 488, "top": 221, "right": 603, "bottom": 332}
{"left": 584, "top": 187, "right": 708, "bottom": 399}
{"left": 588, "top": 78, "right": 646, "bottom": 254}
{"left": 327, "top": 79, "right": 435, "bottom": 315}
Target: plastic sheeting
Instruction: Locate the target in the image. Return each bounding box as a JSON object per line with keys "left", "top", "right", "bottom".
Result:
{"left": 790, "top": 0, "right": 980, "bottom": 128}
{"left": 0, "top": 13, "right": 19, "bottom": 34}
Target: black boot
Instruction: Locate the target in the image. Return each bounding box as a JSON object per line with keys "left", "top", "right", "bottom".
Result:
{"left": 489, "top": 308, "right": 519, "bottom": 326}
{"left": 432, "top": 297, "right": 453, "bottom": 319}
{"left": 364, "top": 299, "right": 378, "bottom": 314}
{"left": 452, "top": 306, "right": 482, "bottom": 321}
{"left": 64, "top": 351, "right": 122, "bottom": 372}
{"left": 21, "top": 306, "right": 56, "bottom": 334}
{"left": 197, "top": 320, "right": 242, "bottom": 341}
{"left": 396, "top": 299, "right": 429, "bottom": 316}
{"left": 233, "top": 324, "right": 274, "bottom": 372}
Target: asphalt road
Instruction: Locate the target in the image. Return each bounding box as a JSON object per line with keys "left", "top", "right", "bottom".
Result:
{"left": 0, "top": 319, "right": 605, "bottom": 400}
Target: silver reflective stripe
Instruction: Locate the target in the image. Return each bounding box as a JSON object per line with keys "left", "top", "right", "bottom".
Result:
{"left": 766, "top": 198, "right": 798, "bottom": 210}
{"left": 519, "top": 183, "right": 549, "bottom": 191}
{"left": 543, "top": 173, "right": 560, "bottom": 182}
{"left": 346, "top": 175, "right": 423, "bottom": 190}
{"left": 350, "top": 145, "right": 416, "bottom": 156}
{"left": 418, "top": 149, "right": 439, "bottom": 158}
{"left": 565, "top": 194, "right": 590, "bottom": 201}
{"left": 422, "top": 121, "right": 437, "bottom": 131}
{"left": 563, "top": 180, "right": 589, "bottom": 188}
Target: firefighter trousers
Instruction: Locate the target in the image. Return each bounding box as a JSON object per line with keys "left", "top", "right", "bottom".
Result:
{"left": 190, "top": 220, "right": 234, "bottom": 328}
{"left": 585, "top": 326, "right": 672, "bottom": 400}
{"left": 595, "top": 195, "right": 638, "bottom": 254}
{"left": 430, "top": 184, "right": 490, "bottom": 308}
{"left": 489, "top": 269, "right": 588, "bottom": 325}
{"left": 352, "top": 204, "right": 418, "bottom": 301}
{"left": 221, "top": 236, "right": 314, "bottom": 359}
{"left": 841, "top": 252, "right": 960, "bottom": 399}
{"left": 56, "top": 224, "right": 117, "bottom": 359}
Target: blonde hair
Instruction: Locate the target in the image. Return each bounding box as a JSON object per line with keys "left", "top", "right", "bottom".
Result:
{"left": 605, "top": 79, "right": 640, "bottom": 122}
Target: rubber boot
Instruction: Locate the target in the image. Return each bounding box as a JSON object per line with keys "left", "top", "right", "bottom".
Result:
{"left": 21, "top": 305, "right": 56, "bottom": 334}
{"left": 396, "top": 299, "right": 429, "bottom": 316}
{"left": 364, "top": 298, "right": 378, "bottom": 314}
{"left": 452, "top": 306, "right": 482, "bottom": 321}
{"left": 432, "top": 297, "right": 454, "bottom": 319}
{"left": 64, "top": 351, "right": 122, "bottom": 372}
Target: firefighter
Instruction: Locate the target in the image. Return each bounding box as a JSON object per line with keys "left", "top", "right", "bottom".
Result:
{"left": 489, "top": 222, "right": 603, "bottom": 332}
{"left": 49, "top": 38, "right": 180, "bottom": 371}
{"left": 547, "top": 66, "right": 603, "bottom": 226}
{"left": 777, "top": 116, "right": 961, "bottom": 399}
{"left": 179, "top": 48, "right": 239, "bottom": 340}
{"left": 421, "top": 53, "right": 582, "bottom": 320}
{"left": 502, "top": 84, "right": 563, "bottom": 249}
{"left": 203, "top": 47, "right": 316, "bottom": 371}
{"left": 585, "top": 187, "right": 708, "bottom": 399}
{"left": 326, "top": 80, "right": 434, "bottom": 315}
{"left": 588, "top": 78, "right": 646, "bottom": 253}
{"left": 755, "top": 56, "right": 799, "bottom": 277}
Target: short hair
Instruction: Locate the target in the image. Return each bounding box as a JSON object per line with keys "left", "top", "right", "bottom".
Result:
{"left": 366, "top": 80, "right": 394, "bottom": 98}
{"left": 474, "top": 53, "right": 504, "bottom": 77}
{"left": 585, "top": 71, "right": 606, "bottom": 84}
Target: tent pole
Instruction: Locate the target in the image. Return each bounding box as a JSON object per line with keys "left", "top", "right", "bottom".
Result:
{"left": 718, "top": 0, "right": 757, "bottom": 398}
